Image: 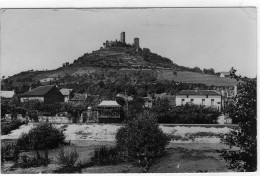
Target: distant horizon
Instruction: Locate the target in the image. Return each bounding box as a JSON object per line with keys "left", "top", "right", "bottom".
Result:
{"left": 0, "top": 8, "right": 257, "bottom": 78}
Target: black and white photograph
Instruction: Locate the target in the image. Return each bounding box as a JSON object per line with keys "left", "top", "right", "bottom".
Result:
{"left": 0, "top": 1, "right": 258, "bottom": 174}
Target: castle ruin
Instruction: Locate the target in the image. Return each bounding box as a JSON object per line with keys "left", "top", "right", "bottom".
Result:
{"left": 103, "top": 32, "right": 140, "bottom": 51}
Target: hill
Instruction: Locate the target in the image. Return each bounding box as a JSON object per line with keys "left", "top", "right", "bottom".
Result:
{"left": 1, "top": 43, "right": 237, "bottom": 94}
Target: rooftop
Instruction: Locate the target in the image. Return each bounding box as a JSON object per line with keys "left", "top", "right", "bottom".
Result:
{"left": 70, "top": 93, "right": 87, "bottom": 101}
{"left": 0, "top": 90, "right": 15, "bottom": 99}
{"left": 176, "top": 90, "right": 221, "bottom": 96}
{"left": 98, "top": 100, "right": 121, "bottom": 107}
{"left": 60, "top": 88, "right": 73, "bottom": 96}
{"left": 20, "top": 85, "right": 55, "bottom": 97}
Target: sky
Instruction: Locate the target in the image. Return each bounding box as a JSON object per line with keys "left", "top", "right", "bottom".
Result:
{"left": 0, "top": 8, "right": 257, "bottom": 78}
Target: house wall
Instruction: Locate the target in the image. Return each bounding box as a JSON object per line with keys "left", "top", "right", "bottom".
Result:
{"left": 64, "top": 95, "right": 69, "bottom": 102}
{"left": 44, "top": 87, "right": 64, "bottom": 104}
{"left": 176, "top": 95, "right": 222, "bottom": 110}
{"left": 21, "top": 97, "right": 44, "bottom": 102}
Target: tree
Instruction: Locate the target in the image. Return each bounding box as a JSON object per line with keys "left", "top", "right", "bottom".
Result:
{"left": 115, "top": 111, "right": 170, "bottom": 156}
{"left": 221, "top": 68, "right": 256, "bottom": 171}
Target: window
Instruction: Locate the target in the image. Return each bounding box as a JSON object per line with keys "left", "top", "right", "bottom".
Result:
{"left": 191, "top": 99, "right": 194, "bottom": 103}
{"left": 181, "top": 99, "right": 185, "bottom": 105}
{"left": 206, "top": 95, "right": 208, "bottom": 98}
{"left": 211, "top": 99, "right": 214, "bottom": 106}
{"left": 186, "top": 95, "right": 189, "bottom": 98}
{"left": 202, "top": 99, "right": 205, "bottom": 105}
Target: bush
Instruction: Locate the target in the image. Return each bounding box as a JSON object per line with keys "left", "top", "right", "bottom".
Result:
{"left": 1, "top": 120, "right": 25, "bottom": 135}
{"left": 91, "top": 146, "right": 125, "bottom": 165}
{"left": 16, "top": 122, "right": 65, "bottom": 150}
{"left": 221, "top": 69, "right": 257, "bottom": 171}
{"left": 156, "top": 104, "right": 220, "bottom": 124}
{"left": 116, "top": 111, "right": 171, "bottom": 157}
{"left": 56, "top": 148, "right": 79, "bottom": 167}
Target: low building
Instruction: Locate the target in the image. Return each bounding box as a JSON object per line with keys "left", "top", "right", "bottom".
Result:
{"left": 142, "top": 97, "right": 154, "bottom": 108}
{"left": 60, "top": 88, "right": 73, "bottom": 102}
{"left": 0, "top": 90, "right": 20, "bottom": 103}
{"left": 69, "top": 93, "right": 88, "bottom": 104}
{"left": 95, "top": 100, "right": 122, "bottom": 123}
{"left": 176, "top": 90, "right": 222, "bottom": 111}
{"left": 20, "top": 85, "right": 64, "bottom": 103}
{"left": 220, "top": 72, "right": 230, "bottom": 78}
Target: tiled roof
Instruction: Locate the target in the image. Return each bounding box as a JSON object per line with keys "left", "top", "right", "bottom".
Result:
{"left": 70, "top": 93, "right": 87, "bottom": 101}
{"left": 60, "top": 88, "right": 73, "bottom": 96}
{"left": 20, "top": 85, "right": 54, "bottom": 97}
{"left": 0, "top": 91, "right": 15, "bottom": 99}
{"left": 98, "top": 100, "right": 121, "bottom": 107}
{"left": 176, "top": 90, "right": 221, "bottom": 96}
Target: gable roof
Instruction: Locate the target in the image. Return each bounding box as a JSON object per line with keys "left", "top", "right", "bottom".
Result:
{"left": 70, "top": 93, "right": 87, "bottom": 101}
{"left": 0, "top": 90, "right": 15, "bottom": 99}
{"left": 20, "top": 85, "right": 54, "bottom": 97}
{"left": 98, "top": 100, "right": 121, "bottom": 107}
{"left": 60, "top": 88, "right": 73, "bottom": 96}
{"left": 176, "top": 90, "right": 221, "bottom": 96}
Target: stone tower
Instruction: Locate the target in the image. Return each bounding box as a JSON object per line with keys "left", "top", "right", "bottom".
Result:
{"left": 134, "top": 38, "right": 140, "bottom": 50}
{"left": 120, "top": 32, "right": 125, "bottom": 43}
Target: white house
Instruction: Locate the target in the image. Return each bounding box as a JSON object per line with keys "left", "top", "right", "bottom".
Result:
{"left": 176, "top": 90, "right": 222, "bottom": 111}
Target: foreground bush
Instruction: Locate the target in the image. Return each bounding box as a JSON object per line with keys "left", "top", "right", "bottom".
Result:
{"left": 221, "top": 69, "right": 257, "bottom": 171}
{"left": 1, "top": 120, "right": 25, "bottom": 135}
{"left": 116, "top": 111, "right": 171, "bottom": 157}
{"left": 91, "top": 146, "right": 125, "bottom": 165}
{"left": 56, "top": 148, "right": 79, "bottom": 167}
{"left": 17, "top": 122, "right": 65, "bottom": 151}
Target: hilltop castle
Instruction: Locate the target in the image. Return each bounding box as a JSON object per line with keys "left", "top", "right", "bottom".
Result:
{"left": 103, "top": 32, "right": 140, "bottom": 51}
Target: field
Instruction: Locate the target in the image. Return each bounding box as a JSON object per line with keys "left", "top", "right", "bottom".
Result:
{"left": 158, "top": 70, "right": 238, "bottom": 86}
{"left": 1, "top": 123, "right": 237, "bottom": 173}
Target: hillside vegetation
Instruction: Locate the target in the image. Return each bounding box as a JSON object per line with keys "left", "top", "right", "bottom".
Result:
{"left": 1, "top": 45, "right": 237, "bottom": 94}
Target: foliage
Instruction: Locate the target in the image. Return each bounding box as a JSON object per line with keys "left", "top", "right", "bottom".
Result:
{"left": 56, "top": 148, "right": 79, "bottom": 167}
{"left": 1, "top": 142, "right": 20, "bottom": 162}
{"left": 1, "top": 120, "right": 25, "bottom": 135}
{"left": 221, "top": 68, "right": 257, "bottom": 172}
{"left": 116, "top": 111, "right": 171, "bottom": 157}
{"left": 156, "top": 104, "right": 221, "bottom": 124}
{"left": 91, "top": 146, "right": 125, "bottom": 165}
{"left": 14, "top": 153, "right": 50, "bottom": 168}
{"left": 16, "top": 122, "right": 65, "bottom": 150}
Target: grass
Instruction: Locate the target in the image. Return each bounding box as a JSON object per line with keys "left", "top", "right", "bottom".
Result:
{"left": 158, "top": 70, "right": 238, "bottom": 86}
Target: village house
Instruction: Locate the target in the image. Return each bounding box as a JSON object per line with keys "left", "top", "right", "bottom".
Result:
{"left": 0, "top": 90, "right": 20, "bottom": 104}
{"left": 95, "top": 100, "right": 122, "bottom": 123}
{"left": 176, "top": 90, "right": 222, "bottom": 111}
{"left": 60, "top": 88, "right": 74, "bottom": 102}
{"left": 20, "top": 85, "right": 64, "bottom": 103}
{"left": 220, "top": 72, "right": 230, "bottom": 78}
{"left": 142, "top": 96, "right": 154, "bottom": 108}
{"left": 69, "top": 93, "right": 88, "bottom": 104}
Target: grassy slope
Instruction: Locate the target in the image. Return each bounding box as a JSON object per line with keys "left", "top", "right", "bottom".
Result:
{"left": 158, "top": 70, "right": 238, "bottom": 86}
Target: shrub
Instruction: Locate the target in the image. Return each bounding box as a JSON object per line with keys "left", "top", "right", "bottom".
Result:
{"left": 1, "top": 120, "right": 25, "bottom": 135}
{"left": 56, "top": 148, "right": 79, "bottom": 167}
{"left": 116, "top": 111, "right": 171, "bottom": 157}
{"left": 156, "top": 104, "right": 220, "bottom": 124}
{"left": 1, "top": 143, "right": 20, "bottom": 162}
{"left": 91, "top": 146, "right": 125, "bottom": 165}
{"left": 16, "top": 122, "right": 65, "bottom": 150}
